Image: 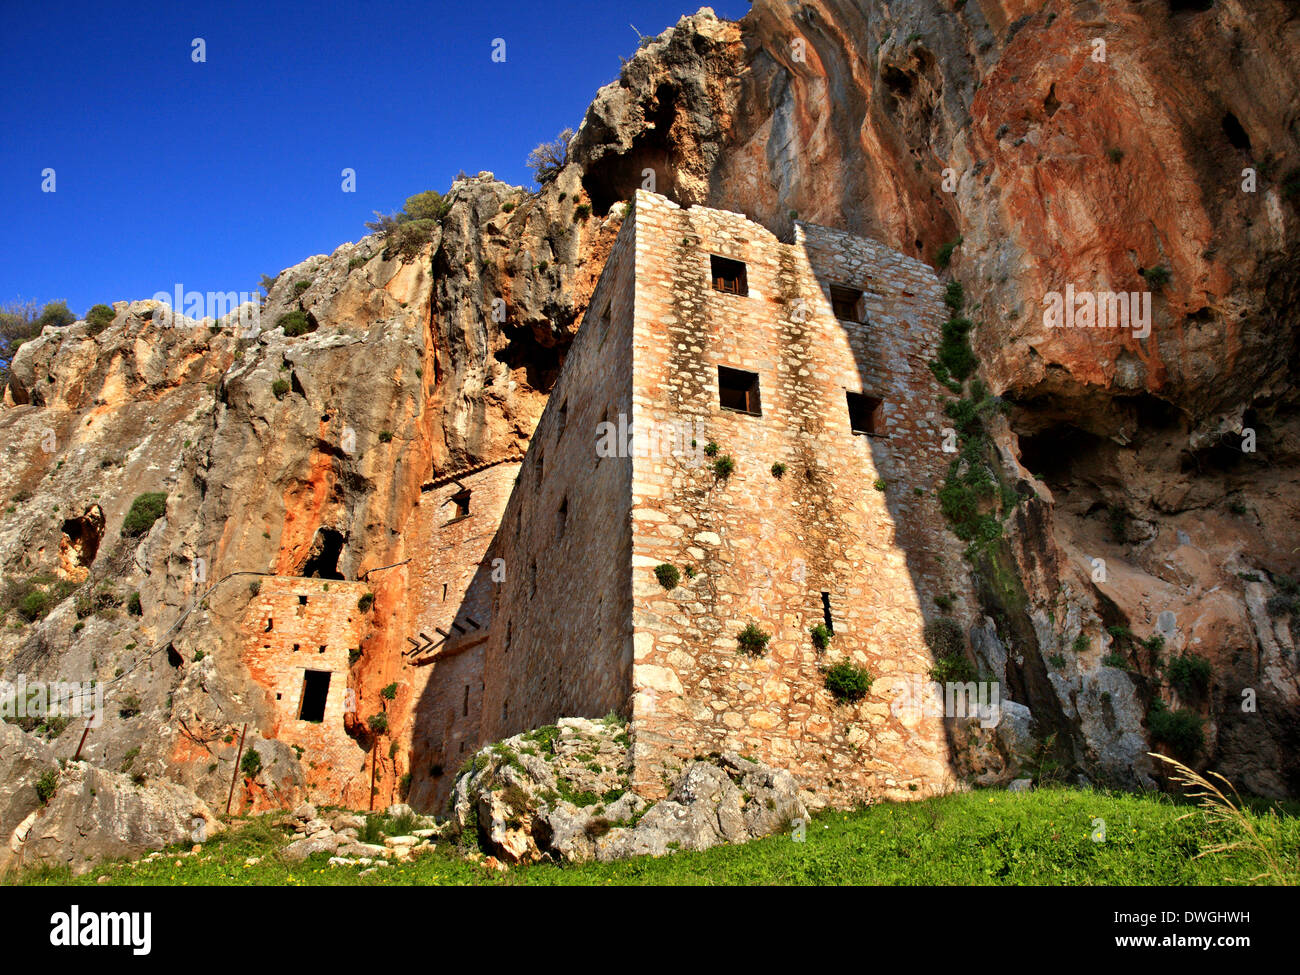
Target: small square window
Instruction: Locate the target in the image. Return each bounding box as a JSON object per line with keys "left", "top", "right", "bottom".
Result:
{"left": 830, "top": 285, "right": 862, "bottom": 322}
{"left": 710, "top": 255, "right": 748, "bottom": 296}
{"left": 847, "top": 392, "right": 883, "bottom": 435}
{"left": 451, "top": 489, "right": 471, "bottom": 519}
{"left": 718, "top": 366, "right": 762, "bottom": 416}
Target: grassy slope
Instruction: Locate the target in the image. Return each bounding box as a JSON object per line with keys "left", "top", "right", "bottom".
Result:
{"left": 17, "top": 786, "right": 1300, "bottom": 886}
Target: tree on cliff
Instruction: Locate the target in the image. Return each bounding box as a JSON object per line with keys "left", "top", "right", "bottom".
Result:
{"left": 527, "top": 128, "right": 574, "bottom": 186}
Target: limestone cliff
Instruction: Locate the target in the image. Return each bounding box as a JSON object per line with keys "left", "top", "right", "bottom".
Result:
{"left": 0, "top": 0, "right": 1296, "bottom": 863}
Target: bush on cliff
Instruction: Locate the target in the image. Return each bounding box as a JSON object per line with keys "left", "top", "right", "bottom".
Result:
{"left": 122, "top": 492, "right": 167, "bottom": 537}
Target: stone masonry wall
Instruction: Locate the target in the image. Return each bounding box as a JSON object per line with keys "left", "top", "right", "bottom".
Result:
{"left": 472, "top": 212, "right": 640, "bottom": 750}
{"left": 239, "top": 576, "right": 371, "bottom": 805}
{"left": 399, "top": 459, "right": 519, "bottom": 811}
{"left": 626, "top": 190, "right": 972, "bottom": 803}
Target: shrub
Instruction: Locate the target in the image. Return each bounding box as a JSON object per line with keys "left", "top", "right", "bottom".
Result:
{"left": 923, "top": 617, "right": 965, "bottom": 657}
{"left": 943, "top": 281, "right": 964, "bottom": 311}
{"left": 382, "top": 219, "right": 440, "bottom": 263}
{"left": 240, "top": 746, "right": 263, "bottom": 780}
{"left": 271, "top": 378, "right": 290, "bottom": 399}
{"left": 379, "top": 682, "right": 399, "bottom": 702}
{"left": 16, "top": 589, "right": 51, "bottom": 622}
{"left": 712, "top": 455, "right": 736, "bottom": 478}
{"left": 378, "top": 430, "right": 394, "bottom": 443}
{"left": 36, "top": 301, "right": 76, "bottom": 329}
{"left": 824, "top": 661, "right": 873, "bottom": 702}
{"left": 122, "top": 492, "right": 167, "bottom": 537}
{"left": 1106, "top": 147, "right": 1124, "bottom": 163}
{"left": 368, "top": 712, "right": 389, "bottom": 735}
{"left": 293, "top": 280, "right": 312, "bottom": 295}
{"left": 873, "top": 478, "right": 887, "bottom": 491}
{"left": 277, "top": 310, "right": 310, "bottom": 336}
{"left": 1139, "top": 265, "right": 1171, "bottom": 288}
{"left": 357, "top": 592, "right": 375, "bottom": 612}
{"left": 85, "top": 304, "right": 116, "bottom": 335}
{"left": 527, "top": 128, "right": 574, "bottom": 185}
{"left": 35, "top": 769, "right": 58, "bottom": 805}
{"left": 348, "top": 256, "right": 369, "bottom": 271}
{"left": 1168, "top": 653, "right": 1212, "bottom": 697}
{"left": 127, "top": 592, "right": 142, "bottom": 616}
{"left": 703, "top": 441, "right": 720, "bottom": 457}
{"left": 348, "top": 648, "right": 362, "bottom": 666}
{"left": 574, "top": 203, "right": 592, "bottom": 220}
{"left": 1102, "top": 651, "right": 1130, "bottom": 670}
{"left": 654, "top": 564, "right": 681, "bottom": 590}
{"left": 935, "top": 235, "right": 963, "bottom": 269}
{"left": 736, "top": 622, "right": 771, "bottom": 657}
{"left": 929, "top": 654, "right": 976, "bottom": 683}
{"left": 1071, "top": 633, "right": 1090, "bottom": 654}
{"left": 118, "top": 695, "right": 142, "bottom": 718}
{"left": 809, "top": 623, "right": 832, "bottom": 651}
{"left": 771, "top": 462, "right": 787, "bottom": 477}
{"left": 933, "top": 594, "right": 955, "bottom": 613}
{"left": 1148, "top": 701, "right": 1203, "bottom": 758}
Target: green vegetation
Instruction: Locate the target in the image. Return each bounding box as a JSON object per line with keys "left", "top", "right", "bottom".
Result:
{"left": 1071, "top": 633, "right": 1090, "bottom": 654}
{"left": 34, "top": 769, "right": 58, "bottom": 806}
{"left": 574, "top": 203, "right": 592, "bottom": 220}
{"left": 2, "top": 575, "right": 75, "bottom": 623}
{"left": 1168, "top": 653, "right": 1212, "bottom": 697}
{"left": 770, "top": 462, "right": 787, "bottom": 478}
{"left": 380, "top": 683, "right": 398, "bottom": 702}
{"left": 703, "top": 441, "right": 720, "bottom": 457}
{"left": 292, "top": 280, "right": 312, "bottom": 295}
{"left": 1139, "top": 265, "right": 1171, "bottom": 288}
{"left": 240, "top": 747, "right": 262, "bottom": 780}
{"left": 85, "top": 304, "right": 116, "bottom": 335}
{"left": 37, "top": 301, "right": 76, "bottom": 329}
{"left": 272, "top": 378, "right": 291, "bottom": 399}
{"left": 823, "top": 660, "right": 873, "bottom": 702}
{"left": 1148, "top": 700, "right": 1203, "bottom": 759}
{"left": 127, "top": 592, "right": 142, "bottom": 616}
{"left": 357, "top": 592, "right": 375, "bottom": 613}
{"left": 368, "top": 713, "right": 389, "bottom": 735}
{"left": 19, "top": 785, "right": 1300, "bottom": 886}
{"left": 929, "top": 654, "right": 977, "bottom": 683}
{"left": 712, "top": 455, "right": 735, "bottom": 478}
{"left": 809, "top": 623, "right": 833, "bottom": 651}
{"left": 122, "top": 492, "right": 167, "bottom": 537}
{"left": 1265, "top": 575, "right": 1300, "bottom": 617}
{"left": 378, "top": 430, "right": 394, "bottom": 443}
{"left": 933, "top": 593, "right": 955, "bottom": 613}
{"left": 117, "top": 695, "right": 142, "bottom": 719}
{"left": 654, "top": 564, "right": 681, "bottom": 590}
{"left": 1106, "top": 147, "right": 1125, "bottom": 164}
{"left": 935, "top": 235, "right": 963, "bottom": 269}
{"left": 943, "top": 281, "right": 964, "bottom": 312}
{"left": 365, "top": 190, "right": 454, "bottom": 264}
{"left": 277, "top": 310, "right": 311, "bottom": 337}
{"left": 736, "top": 623, "right": 771, "bottom": 657}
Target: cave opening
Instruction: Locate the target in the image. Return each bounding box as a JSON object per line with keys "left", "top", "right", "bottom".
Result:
{"left": 1221, "top": 112, "right": 1251, "bottom": 153}
{"left": 1016, "top": 425, "right": 1101, "bottom": 489}
{"left": 492, "top": 323, "right": 565, "bottom": 393}
{"left": 59, "top": 505, "right": 105, "bottom": 576}
{"left": 581, "top": 83, "right": 680, "bottom": 216}
{"left": 299, "top": 527, "right": 345, "bottom": 580}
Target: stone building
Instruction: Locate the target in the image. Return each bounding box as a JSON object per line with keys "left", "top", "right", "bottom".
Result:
{"left": 411, "top": 189, "right": 973, "bottom": 806}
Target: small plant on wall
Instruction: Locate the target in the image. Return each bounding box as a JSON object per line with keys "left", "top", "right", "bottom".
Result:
{"left": 810, "top": 623, "right": 833, "bottom": 651}
{"left": 736, "top": 622, "right": 771, "bottom": 657}
{"left": 654, "top": 564, "right": 681, "bottom": 590}
{"left": 771, "top": 461, "right": 787, "bottom": 478}
{"left": 712, "top": 455, "right": 736, "bottom": 478}
{"left": 824, "top": 660, "right": 873, "bottom": 702}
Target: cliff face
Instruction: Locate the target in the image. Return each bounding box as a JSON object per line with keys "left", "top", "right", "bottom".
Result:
{"left": 1, "top": 0, "right": 1297, "bottom": 852}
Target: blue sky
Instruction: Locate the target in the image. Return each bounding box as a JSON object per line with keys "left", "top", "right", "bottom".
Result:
{"left": 0, "top": 0, "right": 750, "bottom": 315}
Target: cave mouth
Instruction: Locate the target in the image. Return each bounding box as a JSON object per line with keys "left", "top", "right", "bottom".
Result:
{"left": 299, "top": 527, "right": 345, "bottom": 580}
{"left": 493, "top": 323, "right": 565, "bottom": 394}
{"left": 581, "top": 83, "right": 680, "bottom": 216}
{"left": 59, "top": 504, "right": 105, "bottom": 576}
{"left": 1015, "top": 425, "right": 1102, "bottom": 490}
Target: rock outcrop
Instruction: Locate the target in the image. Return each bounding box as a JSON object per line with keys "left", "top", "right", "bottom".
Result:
{"left": 449, "top": 717, "right": 808, "bottom": 863}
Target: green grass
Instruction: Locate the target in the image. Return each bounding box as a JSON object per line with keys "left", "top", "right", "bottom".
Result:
{"left": 16, "top": 787, "right": 1298, "bottom": 886}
